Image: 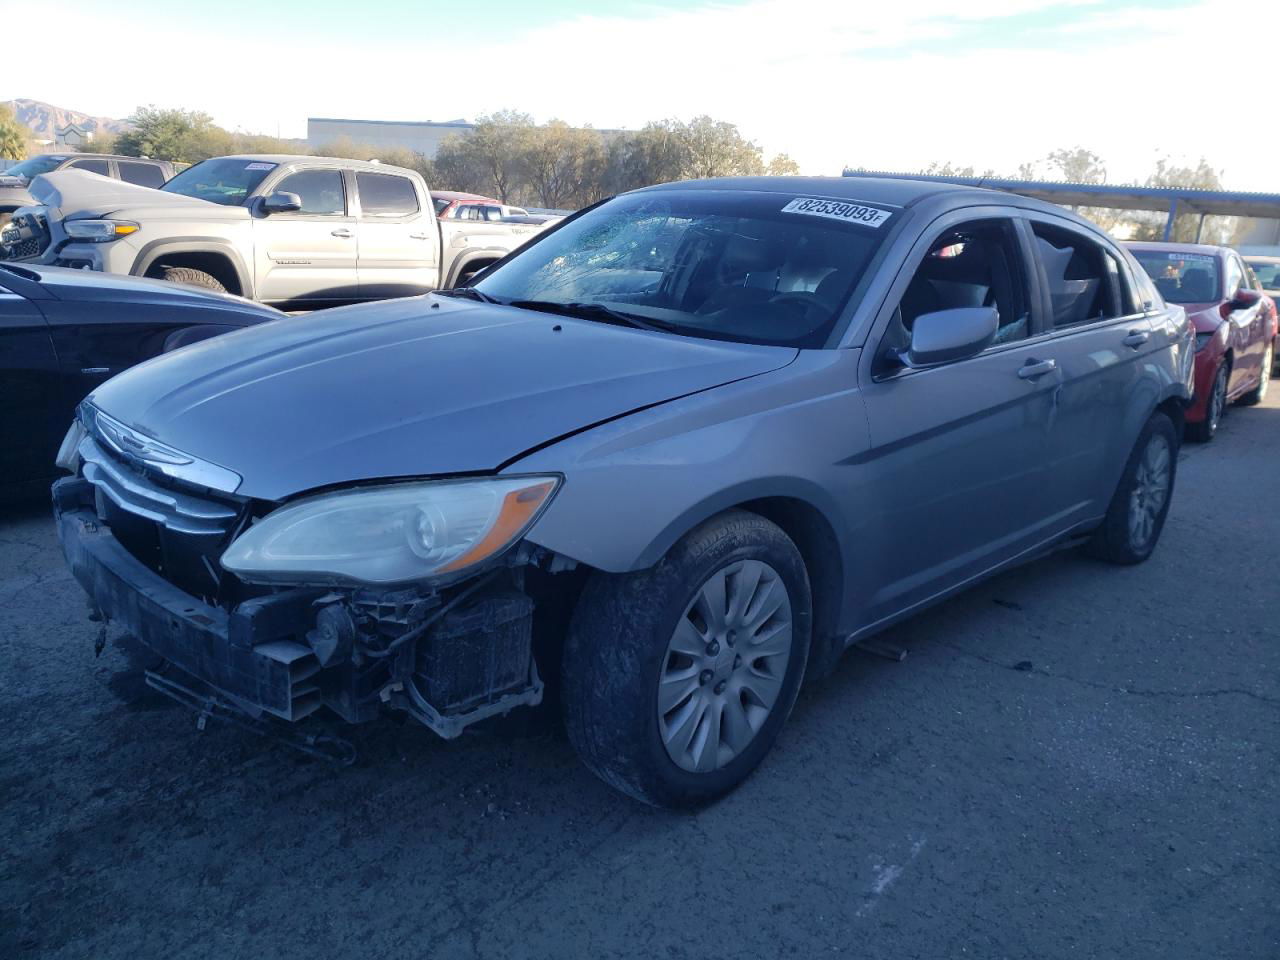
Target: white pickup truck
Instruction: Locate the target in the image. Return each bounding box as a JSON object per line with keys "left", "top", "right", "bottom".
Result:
{"left": 0, "top": 155, "right": 551, "bottom": 307}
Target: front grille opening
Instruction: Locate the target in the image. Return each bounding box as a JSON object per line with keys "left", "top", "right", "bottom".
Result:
{"left": 86, "top": 444, "right": 262, "bottom": 608}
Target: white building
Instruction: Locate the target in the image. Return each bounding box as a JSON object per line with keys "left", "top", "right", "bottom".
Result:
{"left": 55, "top": 122, "right": 91, "bottom": 148}
{"left": 307, "top": 117, "right": 475, "bottom": 158}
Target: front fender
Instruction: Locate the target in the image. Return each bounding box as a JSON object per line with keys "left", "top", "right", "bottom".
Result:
{"left": 507, "top": 349, "right": 868, "bottom": 587}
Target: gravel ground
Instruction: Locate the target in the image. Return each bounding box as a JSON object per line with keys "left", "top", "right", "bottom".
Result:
{"left": 2, "top": 393, "right": 1277, "bottom": 959}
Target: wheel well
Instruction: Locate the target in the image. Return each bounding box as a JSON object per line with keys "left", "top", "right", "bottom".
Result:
{"left": 1156, "top": 396, "right": 1185, "bottom": 440}
{"left": 145, "top": 251, "right": 243, "bottom": 296}
{"left": 738, "top": 497, "right": 844, "bottom": 682}
{"left": 452, "top": 256, "right": 499, "bottom": 287}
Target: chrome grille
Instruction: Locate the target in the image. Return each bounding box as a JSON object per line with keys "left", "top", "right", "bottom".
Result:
{"left": 79, "top": 436, "right": 238, "bottom": 536}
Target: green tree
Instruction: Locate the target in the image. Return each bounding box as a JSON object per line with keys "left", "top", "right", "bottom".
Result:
{"left": 766, "top": 153, "right": 800, "bottom": 176}
{"left": 1044, "top": 147, "right": 1108, "bottom": 183}
{"left": 115, "top": 106, "right": 231, "bottom": 163}
{"left": 521, "top": 120, "right": 605, "bottom": 208}
{"left": 1129, "top": 157, "right": 1243, "bottom": 243}
{"left": 0, "top": 104, "right": 26, "bottom": 162}
{"left": 433, "top": 110, "right": 534, "bottom": 202}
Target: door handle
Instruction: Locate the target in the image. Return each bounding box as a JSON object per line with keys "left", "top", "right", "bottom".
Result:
{"left": 1017, "top": 358, "right": 1057, "bottom": 380}
{"left": 1122, "top": 329, "right": 1150, "bottom": 348}
{"left": 331, "top": 228, "right": 354, "bottom": 238}
{"left": 408, "top": 232, "right": 432, "bottom": 240}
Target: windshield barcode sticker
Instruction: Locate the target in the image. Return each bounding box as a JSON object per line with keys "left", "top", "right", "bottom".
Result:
{"left": 1166, "top": 252, "right": 1214, "bottom": 262}
{"left": 245, "top": 162, "right": 276, "bottom": 171}
{"left": 781, "top": 198, "right": 891, "bottom": 228}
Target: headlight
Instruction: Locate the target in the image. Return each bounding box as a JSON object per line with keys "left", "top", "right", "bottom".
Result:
{"left": 1194, "top": 331, "right": 1213, "bottom": 353}
{"left": 55, "top": 419, "right": 87, "bottom": 472}
{"left": 63, "top": 219, "right": 140, "bottom": 242}
{"left": 220, "top": 476, "right": 560, "bottom": 586}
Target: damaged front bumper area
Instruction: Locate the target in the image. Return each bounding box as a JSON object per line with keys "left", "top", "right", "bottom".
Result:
{"left": 53, "top": 477, "right": 545, "bottom": 738}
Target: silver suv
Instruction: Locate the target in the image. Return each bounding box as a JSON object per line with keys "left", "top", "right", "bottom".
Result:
{"left": 53, "top": 176, "right": 1195, "bottom": 806}
{"left": 5, "top": 155, "right": 547, "bottom": 307}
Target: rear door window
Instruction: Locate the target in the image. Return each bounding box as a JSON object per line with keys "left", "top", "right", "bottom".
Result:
{"left": 118, "top": 160, "right": 167, "bottom": 188}
{"left": 356, "top": 173, "right": 419, "bottom": 217}
{"left": 1031, "top": 222, "right": 1123, "bottom": 328}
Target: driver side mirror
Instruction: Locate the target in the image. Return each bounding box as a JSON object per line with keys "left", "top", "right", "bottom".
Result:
{"left": 902, "top": 306, "right": 999, "bottom": 368}
{"left": 1230, "top": 287, "right": 1261, "bottom": 310}
{"left": 261, "top": 191, "right": 302, "bottom": 214}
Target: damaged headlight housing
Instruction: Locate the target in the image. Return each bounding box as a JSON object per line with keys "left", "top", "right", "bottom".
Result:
{"left": 220, "top": 476, "right": 560, "bottom": 586}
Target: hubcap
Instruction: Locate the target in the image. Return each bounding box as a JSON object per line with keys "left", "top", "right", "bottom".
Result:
{"left": 657, "top": 559, "right": 793, "bottom": 773}
{"left": 1128, "top": 433, "right": 1171, "bottom": 550}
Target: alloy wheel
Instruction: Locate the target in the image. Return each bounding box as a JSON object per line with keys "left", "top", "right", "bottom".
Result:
{"left": 1128, "top": 433, "right": 1172, "bottom": 550}
{"left": 657, "top": 559, "right": 793, "bottom": 773}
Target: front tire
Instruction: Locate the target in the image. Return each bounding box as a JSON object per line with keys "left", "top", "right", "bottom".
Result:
{"left": 1085, "top": 411, "right": 1178, "bottom": 565}
{"left": 1187, "top": 361, "right": 1228, "bottom": 442}
{"left": 562, "top": 510, "right": 812, "bottom": 807}
{"left": 156, "top": 266, "right": 226, "bottom": 293}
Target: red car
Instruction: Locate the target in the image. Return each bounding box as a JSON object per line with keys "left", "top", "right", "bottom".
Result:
{"left": 430, "top": 190, "right": 528, "bottom": 221}
{"left": 1127, "top": 242, "right": 1273, "bottom": 441}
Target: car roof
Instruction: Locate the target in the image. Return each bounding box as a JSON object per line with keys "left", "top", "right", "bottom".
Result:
{"left": 433, "top": 191, "right": 499, "bottom": 203}
{"left": 214, "top": 154, "right": 417, "bottom": 175}
{"left": 51, "top": 154, "right": 167, "bottom": 163}
{"left": 1124, "top": 240, "right": 1229, "bottom": 258}
{"left": 632, "top": 175, "right": 1095, "bottom": 220}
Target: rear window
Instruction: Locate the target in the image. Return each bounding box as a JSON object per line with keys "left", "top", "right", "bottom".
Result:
{"left": 474, "top": 190, "right": 898, "bottom": 348}
{"left": 118, "top": 160, "right": 167, "bottom": 189}
{"left": 356, "top": 173, "right": 419, "bottom": 217}
{"left": 1131, "top": 250, "right": 1222, "bottom": 304}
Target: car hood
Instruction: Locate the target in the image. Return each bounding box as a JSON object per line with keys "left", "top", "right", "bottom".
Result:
{"left": 1179, "top": 301, "right": 1224, "bottom": 333}
{"left": 26, "top": 262, "right": 277, "bottom": 316}
{"left": 88, "top": 296, "right": 798, "bottom": 500}
{"left": 29, "top": 169, "right": 245, "bottom": 221}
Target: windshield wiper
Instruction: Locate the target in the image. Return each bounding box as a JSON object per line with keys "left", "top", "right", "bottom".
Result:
{"left": 505, "top": 300, "right": 676, "bottom": 333}
{"left": 435, "top": 287, "right": 504, "bottom": 304}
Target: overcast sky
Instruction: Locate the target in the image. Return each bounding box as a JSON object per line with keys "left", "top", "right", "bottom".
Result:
{"left": 14, "top": 0, "right": 1277, "bottom": 190}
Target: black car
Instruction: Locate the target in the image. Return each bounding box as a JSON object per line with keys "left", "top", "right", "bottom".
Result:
{"left": 1, "top": 262, "right": 281, "bottom": 500}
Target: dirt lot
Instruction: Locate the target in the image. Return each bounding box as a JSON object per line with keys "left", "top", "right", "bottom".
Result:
{"left": 2, "top": 394, "right": 1277, "bottom": 960}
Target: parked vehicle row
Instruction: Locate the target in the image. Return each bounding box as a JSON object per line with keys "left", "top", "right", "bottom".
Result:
{"left": 49, "top": 175, "right": 1199, "bottom": 806}
{"left": 0, "top": 153, "right": 174, "bottom": 234}
{"left": 1127, "top": 241, "right": 1275, "bottom": 440}
{"left": 0, "top": 261, "right": 280, "bottom": 500}
{"left": 1243, "top": 254, "right": 1280, "bottom": 376}
{"left": 1, "top": 154, "right": 551, "bottom": 307}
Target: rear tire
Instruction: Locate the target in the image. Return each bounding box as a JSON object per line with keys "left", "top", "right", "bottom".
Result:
{"left": 1187, "top": 362, "right": 1227, "bottom": 442}
{"left": 562, "top": 510, "right": 812, "bottom": 808}
{"left": 157, "top": 266, "right": 226, "bottom": 293}
{"left": 1238, "top": 343, "right": 1272, "bottom": 406}
{"left": 1085, "top": 411, "right": 1178, "bottom": 565}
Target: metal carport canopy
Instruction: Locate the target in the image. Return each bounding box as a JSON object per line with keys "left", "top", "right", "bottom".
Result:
{"left": 841, "top": 170, "right": 1280, "bottom": 239}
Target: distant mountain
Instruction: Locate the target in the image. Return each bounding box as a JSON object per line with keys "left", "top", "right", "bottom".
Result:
{"left": 3, "top": 98, "right": 132, "bottom": 139}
